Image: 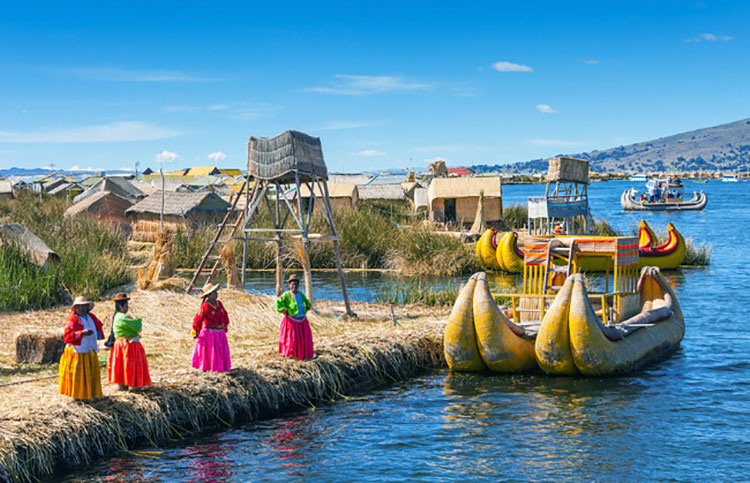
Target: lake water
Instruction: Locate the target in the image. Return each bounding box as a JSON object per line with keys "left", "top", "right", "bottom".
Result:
{"left": 66, "top": 180, "right": 750, "bottom": 481}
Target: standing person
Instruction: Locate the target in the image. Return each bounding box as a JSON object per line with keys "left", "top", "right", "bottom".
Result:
{"left": 275, "top": 274, "right": 314, "bottom": 360}
{"left": 107, "top": 293, "right": 151, "bottom": 390}
{"left": 191, "top": 283, "right": 231, "bottom": 372}
{"left": 59, "top": 296, "right": 105, "bottom": 399}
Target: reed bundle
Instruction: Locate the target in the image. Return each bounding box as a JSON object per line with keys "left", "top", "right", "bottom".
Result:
{"left": 130, "top": 221, "right": 177, "bottom": 243}
{"left": 136, "top": 231, "right": 176, "bottom": 290}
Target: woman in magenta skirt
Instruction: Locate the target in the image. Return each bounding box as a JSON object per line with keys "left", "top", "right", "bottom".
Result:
{"left": 275, "top": 274, "right": 314, "bottom": 360}
{"left": 191, "top": 283, "right": 231, "bottom": 372}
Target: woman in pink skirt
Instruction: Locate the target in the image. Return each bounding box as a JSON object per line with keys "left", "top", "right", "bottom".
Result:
{"left": 191, "top": 283, "right": 231, "bottom": 372}
{"left": 275, "top": 274, "right": 314, "bottom": 360}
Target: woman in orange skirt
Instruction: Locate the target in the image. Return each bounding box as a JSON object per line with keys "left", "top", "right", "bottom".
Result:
{"left": 107, "top": 292, "right": 151, "bottom": 389}
{"left": 59, "top": 296, "right": 105, "bottom": 399}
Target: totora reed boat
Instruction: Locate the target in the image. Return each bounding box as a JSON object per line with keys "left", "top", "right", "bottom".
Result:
{"left": 446, "top": 234, "right": 685, "bottom": 375}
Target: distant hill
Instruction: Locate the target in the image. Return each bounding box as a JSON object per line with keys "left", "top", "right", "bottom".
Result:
{"left": 472, "top": 118, "right": 750, "bottom": 174}
{"left": 0, "top": 167, "right": 133, "bottom": 178}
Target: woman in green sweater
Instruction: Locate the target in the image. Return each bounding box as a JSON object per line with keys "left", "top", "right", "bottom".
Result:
{"left": 275, "top": 274, "right": 314, "bottom": 360}
{"left": 107, "top": 293, "right": 152, "bottom": 390}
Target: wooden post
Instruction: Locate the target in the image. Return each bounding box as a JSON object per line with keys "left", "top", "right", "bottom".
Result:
{"left": 160, "top": 168, "right": 165, "bottom": 232}
{"left": 321, "top": 179, "right": 353, "bottom": 317}
{"left": 274, "top": 182, "right": 283, "bottom": 297}
{"left": 295, "top": 172, "right": 314, "bottom": 304}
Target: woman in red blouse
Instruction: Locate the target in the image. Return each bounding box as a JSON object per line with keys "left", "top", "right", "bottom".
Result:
{"left": 191, "top": 283, "right": 231, "bottom": 372}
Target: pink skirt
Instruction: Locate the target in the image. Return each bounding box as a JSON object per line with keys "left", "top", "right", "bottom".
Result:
{"left": 192, "top": 328, "right": 231, "bottom": 372}
{"left": 279, "top": 315, "right": 314, "bottom": 360}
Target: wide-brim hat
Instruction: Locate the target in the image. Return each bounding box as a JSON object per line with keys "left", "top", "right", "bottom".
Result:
{"left": 72, "top": 296, "right": 94, "bottom": 310}
{"left": 201, "top": 283, "right": 220, "bottom": 297}
{"left": 287, "top": 274, "right": 300, "bottom": 283}
{"left": 113, "top": 292, "right": 130, "bottom": 302}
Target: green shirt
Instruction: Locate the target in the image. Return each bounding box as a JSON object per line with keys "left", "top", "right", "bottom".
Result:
{"left": 274, "top": 291, "right": 311, "bottom": 318}
{"left": 113, "top": 312, "right": 142, "bottom": 339}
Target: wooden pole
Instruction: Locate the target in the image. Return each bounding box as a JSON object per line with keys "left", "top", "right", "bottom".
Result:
{"left": 320, "top": 179, "right": 353, "bottom": 317}
{"left": 295, "top": 172, "right": 314, "bottom": 304}
{"left": 274, "top": 182, "right": 283, "bottom": 297}
{"left": 160, "top": 168, "right": 165, "bottom": 232}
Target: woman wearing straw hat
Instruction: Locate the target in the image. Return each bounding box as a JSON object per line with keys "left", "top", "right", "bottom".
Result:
{"left": 59, "top": 296, "right": 105, "bottom": 399}
{"left": 191, "top": 283, "right": 231, "bottom": 372}
{"left": 107, "top": 292, "right": 152, "bottom": 390}
{"left": 274, "top": 274, "right": 314, "bottom": 360}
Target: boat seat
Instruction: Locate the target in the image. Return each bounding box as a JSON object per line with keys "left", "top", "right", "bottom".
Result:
{"left": 517, "top": 320, "right": 541, "bottom": 338}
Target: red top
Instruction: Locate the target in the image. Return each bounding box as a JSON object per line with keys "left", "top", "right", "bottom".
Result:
{"left": 63, "top": 311, "right": 105, "bottom": 345}
{"left": 192, "top": 300, "right": 229, "bottom": 333}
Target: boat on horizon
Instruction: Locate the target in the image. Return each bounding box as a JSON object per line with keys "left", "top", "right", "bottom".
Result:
{"left": 722, "top": 174, "right": 740, "bottom": 182}
{"left": 621, "top": 177, "right": 706, "bottom": 211}
{"left": 629, "top": 174, "right": 648, "bottom": 182}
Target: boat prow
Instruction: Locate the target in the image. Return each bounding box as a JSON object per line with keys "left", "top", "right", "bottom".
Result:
{"left": 476, "top": 228, "right": 502, "bottom": 270}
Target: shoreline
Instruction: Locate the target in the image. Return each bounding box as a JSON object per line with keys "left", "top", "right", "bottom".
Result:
{"left": 0, "top": 290, "right": 447, "bottom": 482}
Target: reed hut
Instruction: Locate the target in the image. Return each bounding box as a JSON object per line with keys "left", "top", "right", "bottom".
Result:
{"left": 185, "top": 166, "right": 221, "bottom": 176}
{"left": 46, "top": 181, "right": 85, "bottom": 199}
{"left": 329, "top": 173, "right": 373, "bottom": 184}
{"left": 427, "top": 176, "right": 502, "bottom": 224}
{"left": 126, "top": 191, "right": 231, "bottom": 241}
{"left": 356, "top": 183, "right": 406, "bottom": 202}
{"left": 299, "top": 183, "right": 358, "bottom": 212}
{"left": 65, "top": 191, "right": 134, "bottom": 235}
{"left": 74, "top": 177, "right": 144, "bottom": 204}
{"left": 0, "top": 180, "right": 13, "bottom": 201}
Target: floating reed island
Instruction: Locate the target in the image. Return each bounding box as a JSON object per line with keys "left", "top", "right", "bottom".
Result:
{"left": 0, "top": 290, "right": 447, "bottom": 482}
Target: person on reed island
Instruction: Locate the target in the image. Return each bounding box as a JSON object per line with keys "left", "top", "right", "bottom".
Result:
{"left": 275, "top": 274, "right": 314, "bottom": 360}
{"left": 191, "top": 283, "right": 231, "bottom": 372}
{"left": 59, "top": 296, "right": 104, "bottom": 399}
{"left": 107, "top": 293, "right": 151, "bottom": 390}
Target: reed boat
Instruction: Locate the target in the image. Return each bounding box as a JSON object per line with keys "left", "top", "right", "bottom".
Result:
{"left": 448, "top": 233, "right": 685, "bottom": 375}
{"left": 476, "top": 228, "right": 502, "bottom": 270}
{"left": 621, "top": 187, "right": 707, "bottom": 211}
{"left": 493, "top": 222, "right": 686, "bottom": 272}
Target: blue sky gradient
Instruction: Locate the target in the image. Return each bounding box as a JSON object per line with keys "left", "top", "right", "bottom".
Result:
{"left": 0, "top": 1, "right": 748, "bottom": 172}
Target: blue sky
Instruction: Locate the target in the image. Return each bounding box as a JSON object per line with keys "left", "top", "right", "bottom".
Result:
{"left": 0, "top": 0, "right": 748, "bottom": 173}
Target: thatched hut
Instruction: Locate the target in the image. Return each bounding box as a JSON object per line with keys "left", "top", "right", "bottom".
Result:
{"left": 248, "top": 130, "right": 328, "bottom": 183}
{"left": 329, "top": 173, "right": 373, "bottom": 184}
{"left": 185, "top": 166, "right": 221, "bottom": 176}
{"left": 299, "top": 183, "right": 358, "bottom": 212}
{"left": 126, "top": 191, "right": 231, "bottom": 241}
{"left": 65, "top": 191, "right": 134, "bottom": 235}
{"left": 47, "top": 181, "right": 85, "bottom": 199}
{"left": 0, "top": 180, "right": 13, "bottom": 201}
{"left": 356, "top": 183, "right": 406, "bottom": 202}
{"left": 75, "top": 177, "right": 144, "bottom": 204}
{"left": 427, "top": 177, "right": 502, "bottom": 224}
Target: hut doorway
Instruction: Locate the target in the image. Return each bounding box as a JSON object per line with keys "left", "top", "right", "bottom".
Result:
{"left": 444, "top": 198, "right": 456, "bottom": 222}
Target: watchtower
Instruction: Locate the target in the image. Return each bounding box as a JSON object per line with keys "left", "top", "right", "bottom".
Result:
{"left": 527, "top": 157, "right": 594, "bottom": 236}
{"left": 242, "top": 130, "right": 353, "bottom": 316}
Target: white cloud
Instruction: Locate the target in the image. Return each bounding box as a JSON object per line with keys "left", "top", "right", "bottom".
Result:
{"left": 305, "top": 75, "right": 431, "bottom": 95}
{"left": 536, "top": 104, "right": 558, "bottom": 114}
{"left": 354, "top": 150, "right": 386, "bottom": 157}
{"left": 491, "top": 61, "right": 533, "bottom": 72}
{"left": 318, "top": 120, "right": 389, "bottom": 130}
{"left": 0, "top": 121, "right": 181, "bottom": 143}
{"left": 528, "top": 139, "right": 584, "bottom": 147}
{"left": 685, "top": 33, "right": 734, "bottom": 43}
{"left": 64, "top": 67, "right": 224, "bottom": 82}
{"left": 584, "top": 59, "right": 601, "bottom": 64}
{"left": 156, "top": 150, "right": 180, "bottom": 163}
{"left": 208, "top": 151, "right": 227, "bottom": 162}
{"left": 424, "top": 156, "right": 448, "bottom": 164}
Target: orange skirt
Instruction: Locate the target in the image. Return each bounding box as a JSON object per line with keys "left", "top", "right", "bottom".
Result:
{"left": 107, "top": 339, "right": 152, "bottom": 387}
{"left": 58, "top": 346, "right": 103, "bottom": 399}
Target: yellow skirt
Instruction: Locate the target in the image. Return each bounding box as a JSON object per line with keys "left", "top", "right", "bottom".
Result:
{"left": 58, "top": 346, "right": 103, "bottom": 399}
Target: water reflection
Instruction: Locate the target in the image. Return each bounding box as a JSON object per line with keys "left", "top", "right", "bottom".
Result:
{"left": 263, "top": 415, "right": 327, "bottom": 477}
{"left": 182, "top": 443, "right": 235, "bottom": 482}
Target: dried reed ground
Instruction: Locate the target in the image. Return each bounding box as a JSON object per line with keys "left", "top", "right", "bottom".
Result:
{"left": 0, "top": 290, "right": 448, "bottom": 482}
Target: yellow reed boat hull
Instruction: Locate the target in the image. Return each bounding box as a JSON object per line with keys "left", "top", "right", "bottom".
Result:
{"left": 444, "top": 276, "right": 486, "bottom": 371}
{"left": 567, "top": 269, "right": 685, "bottom": 376}
{"left": 472, "top": 273, "right": 537, "bottom": 372}
{"left": 476, "top": 229, "right": 502, "bottom": 270}
{"left": 534, "top": 276, "right": 577, "bottom": 375}
{"left": 496, "top": 231, "right": 525, "bottom": 273}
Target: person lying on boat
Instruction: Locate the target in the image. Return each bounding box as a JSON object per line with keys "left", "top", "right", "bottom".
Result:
{"left": 275, "top": 274, "right": 314, "bottom": 361}
{"left": 59, "top": 296, "right": 104, "bottom": 400}
{"left": 107, "top": 292, "right": 151, "bottom": 390}
{"left": 191, "top": 283, "right": 231, "bottom": 372}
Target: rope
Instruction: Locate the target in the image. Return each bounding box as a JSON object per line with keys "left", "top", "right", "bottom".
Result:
{"left": 0, "top": 374, "right": 57, "bottom": 388}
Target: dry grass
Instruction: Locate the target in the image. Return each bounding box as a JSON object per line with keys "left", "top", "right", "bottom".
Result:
{"left": 0, "top": 290, "right": 447, "bottom": 481}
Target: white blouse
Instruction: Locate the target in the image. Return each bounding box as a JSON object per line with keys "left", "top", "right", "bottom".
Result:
{"left": 74, "top": 314, "right": 99, "bottom": 354}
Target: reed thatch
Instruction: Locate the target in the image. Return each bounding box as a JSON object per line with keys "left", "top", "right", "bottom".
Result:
{"left": 136, "top": 230, "right": 176, "bottom": 289}
{"left": 357, "top": 183, "right": 406, "bottom": 201}
{"left": 247, "top": 130, "right": 328, "bottom": 182}
{"left": 0, "top": 289, "right": 446, "bottom": 482}
{"left": 74, "top": 177, "right": 144, "bottom": 204}
{"left": 130, "top": 220, "right": 178, "bottom": 243}
{"left": 547, "top": 157, "right": 589, "bottom": 183}
{"left": 0, "top": 223, "right": 60, "bottom": 267}
{"left": 64, "top": 191, "right": 133, "bottom": 235}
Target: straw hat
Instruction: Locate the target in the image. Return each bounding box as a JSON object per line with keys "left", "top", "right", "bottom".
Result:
{"left": 201, "top": 283, "right": 220, "bottom": 297}
{"left": 72, "top": 296, "right": 94, "bottom": 310}
{"left": 287, "top": 274, "right": 300, "bottom": 283}
{"left": 112, "top": 292, "right": 130, "bottom": 302}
